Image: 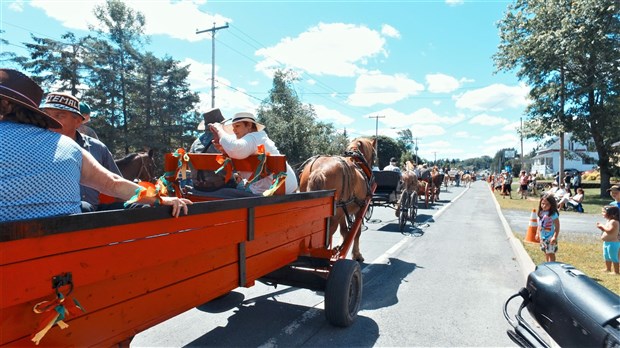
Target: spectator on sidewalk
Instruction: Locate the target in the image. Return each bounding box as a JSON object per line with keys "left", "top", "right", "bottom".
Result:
{"left": 536, "top": 194, "right": 561, "bottom": 262}
{"left": 608, "top": 184, "right": 620, "bottom": 208}
{"left": 596, "top": 205, "right": 620, "bottom": 274}
{"left": 565, "top": 187, "right": 585, "bottom": 212}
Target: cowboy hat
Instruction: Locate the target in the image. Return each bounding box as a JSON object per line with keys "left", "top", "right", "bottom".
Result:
{"left": 223, "top": 112, "right": 265, "bottom": 133}
{"left": 40, "top": 92, "right": 84, "bottom": 120}
{"left": 0, "top": 69, "right": 62, "bottom": 129}
{"left": 197, "top": 108, "right": 224, "bottom": 131}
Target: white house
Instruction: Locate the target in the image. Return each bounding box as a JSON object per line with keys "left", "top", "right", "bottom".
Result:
{"left": 530, "top": 133, "right": 598, "bottom": 176}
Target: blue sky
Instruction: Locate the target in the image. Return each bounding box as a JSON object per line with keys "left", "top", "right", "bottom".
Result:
{"left": 1, "top": 0, "right": 538, "bottom": 161}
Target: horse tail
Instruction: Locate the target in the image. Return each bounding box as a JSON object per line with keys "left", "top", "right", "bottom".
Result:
{"left": 307, "top": 170, "right": 327, "bottom": 191}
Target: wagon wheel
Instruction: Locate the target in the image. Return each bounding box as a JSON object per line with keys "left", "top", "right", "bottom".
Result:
{"left": 364, "top": 203, "right": 373, "bottom": 222}
{"left": 429, "top": 182, "right": 435, "bottom": 205}
{"left": 325, "top": 259, "right": 362, "bottom": 327}
{"left": 409, "top": 192, "right": 418, "bottom": 225}
{"left": 398, "top": 191, "right": 409, "bottom": 232}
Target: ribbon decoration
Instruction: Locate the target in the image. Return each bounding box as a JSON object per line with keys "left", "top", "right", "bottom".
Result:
{"left": 124, "top": 179, "right": 167, "bottom": 207}
{"left": 31, "top": 293, "right": 85, "bottom": 345}
{"left": 172, "top": 148, "right": 190, "bottom": 180}
{"left": 244, "top": 145, "right": 270, "bottom": 188}
{"left": 262, "top": 171, "right": 287, "bottom": 196}
{"left": 214, "top": 155, "right": 234, "bottom": 183}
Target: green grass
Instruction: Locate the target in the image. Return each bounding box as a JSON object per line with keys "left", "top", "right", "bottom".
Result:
{"left": 490, "top": 183, "right": 620, "bottom": 295}
{"left": 493, "top": 183, "right": 613, "bottom": 214}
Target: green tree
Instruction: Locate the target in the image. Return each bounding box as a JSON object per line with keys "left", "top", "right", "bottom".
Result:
{"left": 13, "top": 32, "right": 88, "bottom": 94}
{"left": 376, "top": 135, "right": 402, "bottom": 169}
{"left": 91, "top": 0, "right": 146, "bottom": 154}
{"left": 495, "top": 0, "right": 620, "bottom": 196}
{"left": 1, "top": 30, "right": 16, "bottom": 65}
{"left": 258, "top": 70, "right": 348, "bottom": 167}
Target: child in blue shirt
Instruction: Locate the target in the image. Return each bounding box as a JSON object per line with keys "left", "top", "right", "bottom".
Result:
{"left": 536, "top": 194, "right": 561, "bottom": 262}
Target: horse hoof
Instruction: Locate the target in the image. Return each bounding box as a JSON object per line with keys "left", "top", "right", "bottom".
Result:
{"left": 354, "top": 255, "right": 365, "bottom": 263}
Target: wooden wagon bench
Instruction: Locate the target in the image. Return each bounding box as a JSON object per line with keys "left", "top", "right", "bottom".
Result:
{"left": 1, "top": 152, "right": 367, "bottom": 347}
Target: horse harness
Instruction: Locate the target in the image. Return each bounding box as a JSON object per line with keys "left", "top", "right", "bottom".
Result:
{"left": 134, "top": 154, "right": 153, "bottom": 182}
{"left": 301, "top": 148, "right": 374, "bottom": 227}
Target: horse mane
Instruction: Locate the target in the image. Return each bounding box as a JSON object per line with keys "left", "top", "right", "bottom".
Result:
{"left": 115, "top": 153, "right": 140, "bottom": 166}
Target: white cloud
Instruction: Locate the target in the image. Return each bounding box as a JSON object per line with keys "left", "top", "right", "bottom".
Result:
{"left": 255, "top": 23, "right": 387, "bottom": 77}
{"left": 484, "top": 133, "right": 519, "bottom": 145}
{"left": 426, "top": 73, "right": 460, "bottom": 93}
{"left": 366, "top": 107, "right": 464, "bottom": 130}
{"left": 348, "top": 73, "right": 424, "bottom": 107}
{"left": 454, "top": 131, "right": 474, "bottom": 138}
{"left": 469, "top": 113, "right": 510, "bottom": 126}
{"left": 446, "top": 0, "right": 465, "bottom": 5}
{"left": 313, "top": 104, "right": 355, "bottom": 125}
{"left": 182, "top": 58, "right": 256, "bottom": 114}
{"left": 502, "top": 121, "right": 521, "bottom": 132}
{"left": 30, "top": 0, "right": 229, "bottom": 42}
{"left": 454, "top": 83, "right": 529, "bottom": 111}
{"left": 381, "top": 24, "right": 400, "bottom": 39}
{"left": 8, "top": 0, "right": 24, "bottom": 11}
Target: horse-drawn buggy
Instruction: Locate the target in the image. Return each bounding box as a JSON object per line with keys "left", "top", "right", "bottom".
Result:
{"left": 366, "top": 170, "right": 419, "bottom": 232}
{"left": 1, "top": 140, "right": 377, "bottom": 347}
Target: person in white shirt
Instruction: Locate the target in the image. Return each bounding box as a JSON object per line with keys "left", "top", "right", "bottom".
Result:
{"left": 565, "top": 187, "right": 585, "bottom": 212}
{"left": 383, "top": 157, "right": 401, "bottom": 172}
{"left": 209, "top": 112, "right": 298, "bottom": 196}
{"left": 554, "top": 184, "right": 570, "bottom": 209}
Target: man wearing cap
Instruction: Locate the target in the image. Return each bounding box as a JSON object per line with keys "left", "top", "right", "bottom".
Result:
{"left": 383, "top": 157, "right": 401, "bottom": 173}
{"left": 77, "top": 102, "right": 99, "bottom": 139}
{"left": 0, "top": 69, "right": 191, "bottom": 222}
{"left": 41, "top": 92, "right": 123, "bottom": 212}
{"left": 608, "top": 184, "right": 620, "bottom": 208}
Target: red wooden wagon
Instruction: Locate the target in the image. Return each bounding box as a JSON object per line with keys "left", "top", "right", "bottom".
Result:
{"left": 0, "top": 152, "right": 374, "bottom": 347}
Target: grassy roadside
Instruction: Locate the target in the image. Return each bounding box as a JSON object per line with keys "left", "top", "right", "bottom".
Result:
{"left": 492, "top": 183, "right": 619, "bottom": 295}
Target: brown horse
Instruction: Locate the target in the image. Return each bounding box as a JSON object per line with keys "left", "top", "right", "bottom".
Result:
{"left": 115, "top": 150, "right": 156, "bottom": 182}
{"left": 298, "top": 138, "right": 376, "bottom": 262}
{"left": 430, "top": 168, "right": 444, "bottom": 201}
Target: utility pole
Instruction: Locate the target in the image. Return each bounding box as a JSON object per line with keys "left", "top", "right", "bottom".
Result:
{"left": 197, "top": 22, "right": 229, "bottom": 108}
{"left": 433, "top": 151, "right": 437, "bottom": 165}
{"left": 368, "top": 115, "right": 385, "bottom": 166}
{"left": 414, "top": 137, "right": 419, "bottom": 165}
{"left": 520, "top": 117, "right": 524, "bottom": 171}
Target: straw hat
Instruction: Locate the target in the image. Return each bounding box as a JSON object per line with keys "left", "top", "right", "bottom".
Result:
{"left": 223, "top": 112, "right": 265, "bottom": 133}
{"left": 0, "top": 69, "right": 62, "bottom": 128}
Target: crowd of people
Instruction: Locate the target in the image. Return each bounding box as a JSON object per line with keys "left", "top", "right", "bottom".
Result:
{"left": 0, "top": 69, "right": 299, "bottom": 223}
{"left": 0, "top": 69, "right": 193, "bottom": 223}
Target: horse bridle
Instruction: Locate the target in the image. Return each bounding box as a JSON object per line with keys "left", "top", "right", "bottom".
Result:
{"left": 135, "top": 154, "right": 153, "bottom": 182}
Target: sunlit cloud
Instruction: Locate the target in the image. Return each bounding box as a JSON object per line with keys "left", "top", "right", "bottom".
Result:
{"left": 381, "top": 24, "right": 400, "bottom": 38}
{"left": 454, "top": 83, "right": 530, "bottom": 111}
{"left": 348, "top": 73, "right": 424, "bottom": 106}
{"left": 31, "top": 0, "right": 228, "bottom": 42}
{"left": 469, "top": 114, "right": 510, "bottom": 126}
{"left": 313, "top": 104, "right": 355, "bottom": 125}
{"left": 256, "top": 22, "right": 387, "bottom": 77}
{"left": 426, "top": 73, "right": 460, "bottom": 93}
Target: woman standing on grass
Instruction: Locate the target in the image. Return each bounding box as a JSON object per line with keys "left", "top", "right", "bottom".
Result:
{"left": 596, "top": 206, "right": 620, "bottom": 275}
{"left": 536, "top": 194, "right": 561, "bottom": 262}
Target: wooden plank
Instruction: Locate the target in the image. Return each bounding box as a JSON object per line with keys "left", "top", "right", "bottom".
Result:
{"left": 164, "top": 153, "right": 288, "bottom": 195}
{"left": 0, "top": 192, "right": 336, "bottom": 347}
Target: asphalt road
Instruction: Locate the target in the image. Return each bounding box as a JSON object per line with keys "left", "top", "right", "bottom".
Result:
{"left": 132, "top": 181, "right": 529, "bottom": 347}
